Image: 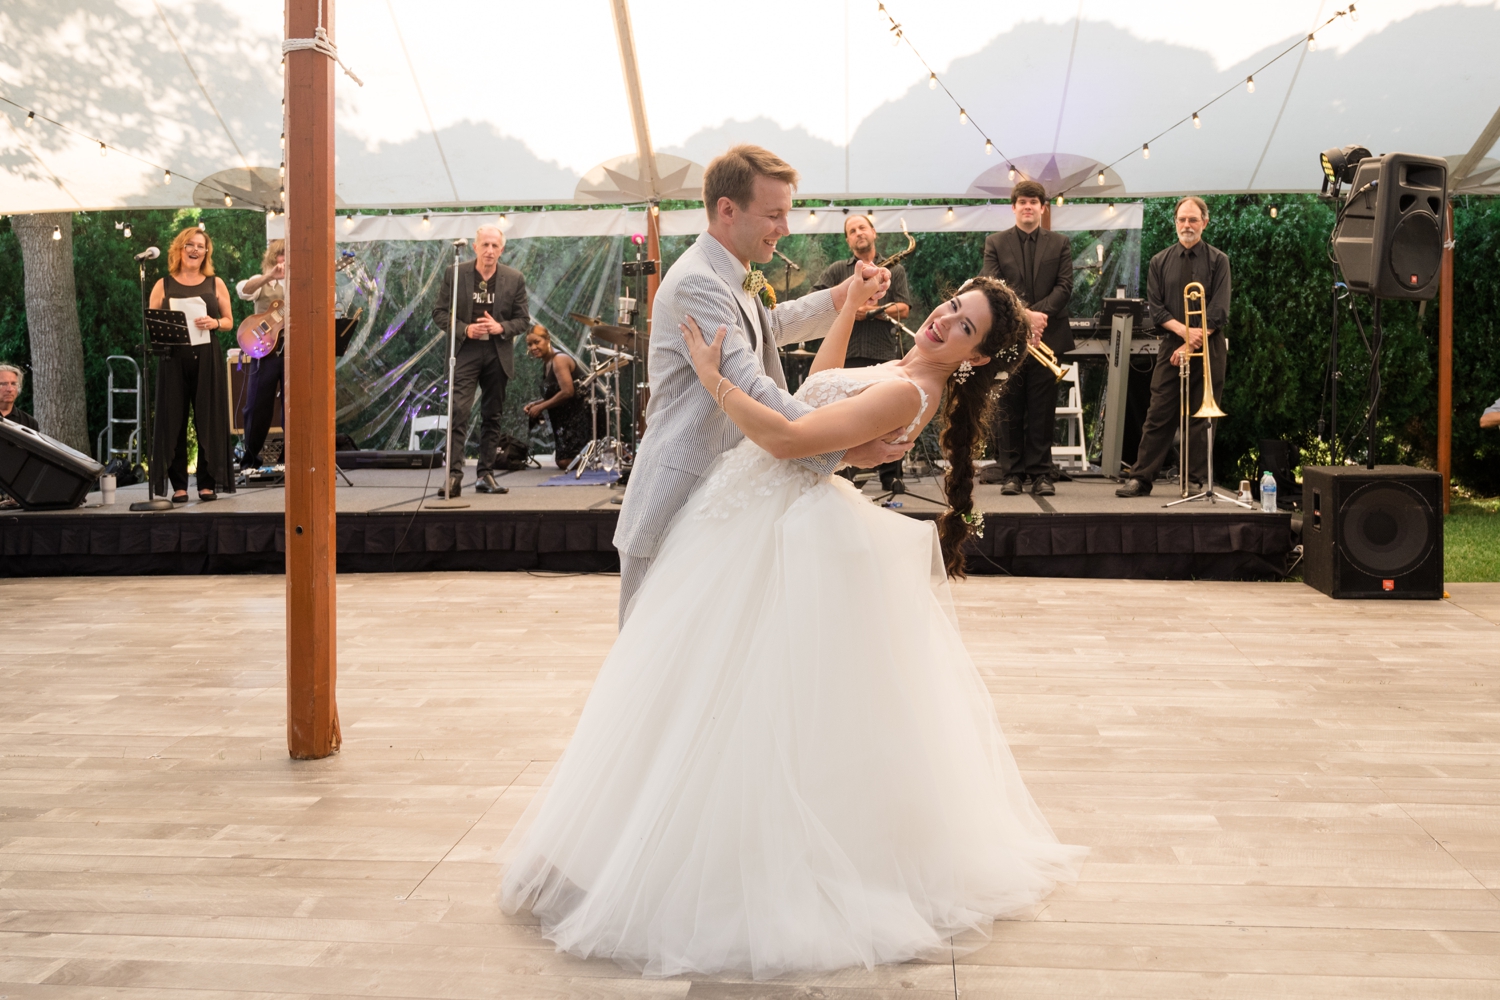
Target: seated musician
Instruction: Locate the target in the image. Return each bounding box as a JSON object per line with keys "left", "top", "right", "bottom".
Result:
{"left": 522, "top": 326, "right": 592, "bottom": 468}
{"left": 236, "top": 239, "right": 286, "bottom": 470}
{"left": 1116, "top": 196, "right": 1232, "bottom": 497}
{"left": 0, "top": 363, "right": 38, "bottom": 431}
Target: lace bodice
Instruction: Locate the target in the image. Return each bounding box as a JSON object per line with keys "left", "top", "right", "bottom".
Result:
{"left": 690, "top": 365, "right": 929, "bottom": 521}
{"left": 793, "top": 365, "right": 929, "bottom": 444}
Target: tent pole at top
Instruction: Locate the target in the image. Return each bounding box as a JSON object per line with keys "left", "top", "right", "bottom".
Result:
{"left": 284, "top": 0, "right": 340, "bottom": 760}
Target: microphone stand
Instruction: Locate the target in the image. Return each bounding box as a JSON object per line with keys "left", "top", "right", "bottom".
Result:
{"left": 129, "top": 252, "right": 174, "bottom": 512}
{"left": 429, "top": 239, "right": 470, "bottom": 508}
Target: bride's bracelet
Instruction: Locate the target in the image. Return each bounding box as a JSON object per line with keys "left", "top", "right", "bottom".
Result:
{"left": 718, "top": 385, "right": 740, "bottom": 409}
{"left": 711, "top": 375, "right": 730, "bottom": 404}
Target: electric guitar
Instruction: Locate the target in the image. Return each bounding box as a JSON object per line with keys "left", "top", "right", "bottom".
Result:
{"left": 236, "top": 299, "right": 284, "bottom": 359}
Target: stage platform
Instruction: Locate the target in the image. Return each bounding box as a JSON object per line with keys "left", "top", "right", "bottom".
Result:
{"left": 0, "top": 464, "right": 1294, "bottom": 579}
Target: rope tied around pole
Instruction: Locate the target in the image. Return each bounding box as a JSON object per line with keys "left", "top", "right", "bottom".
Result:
{"left": 283, "top": 17, "right": 363, "bottom": 87}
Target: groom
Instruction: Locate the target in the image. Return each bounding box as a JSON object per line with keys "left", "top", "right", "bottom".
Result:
{"left": 613, "top": 144, "right": 907, "bottom": 624}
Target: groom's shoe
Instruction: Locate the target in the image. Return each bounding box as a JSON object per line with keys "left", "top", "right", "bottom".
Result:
{"left": 1114, "top": 477, "right": 1152, "bottom": 498}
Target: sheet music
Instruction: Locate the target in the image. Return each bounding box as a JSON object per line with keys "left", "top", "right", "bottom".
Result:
{"left": 169, "top": 297, "right": 212, "bottom": 346}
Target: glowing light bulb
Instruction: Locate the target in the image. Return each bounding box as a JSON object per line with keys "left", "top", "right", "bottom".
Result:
{"left": 1097, "top": 170, "right": 1106, "bottom": 186}
{"left": 958, "top": 108, "right": 967, "bottom": 124}
{"left": 25, "top": 111, "right": 35, "bottom": 127}
{"left": 1142, "top": 143, "right": 1151, "bottom": 159}
{"left": 1193, "top": 112, "right": 1201, "bottom": 129}
{"left": 123, "top": 226, "right": 131, "bottom": 238}
{"left": 1007, "top": 165, "right": 1016, "bottom": 182}
{"left": 267, "top": 209, "right": 276, "bottom": 222}
{"left": 945, "top": 206, "right": 954, "bottom": 220}
{"left": 928, "top": 72, "right": 937, "bottom": 90}
{"left": 1107, "top": 203, "right": 1116, "bottom": 215}
{"left": 344, "top": 214, "right": 356, "bottom": 229}
{"left": 984, "top": 139, "right": 993, "bottom": 155}
{"left": 1055, "top": 196, "right": 1064, "bottom": 206}
{"left": 808, "top": 209, "right": 817, "bottom": 223}
{"left": 163, "top": 169, "right": 171, "bottom": 185}
{"left": 1246, "top": 75, "right": 1255, "bottom": 93}
{"left": 224, "top": 194, "right": 233, "bottom": 207}
{"left": 280, "top": 132, "right": 285, "bottom": 149}
{"left": 1307, "top": 33, "right": 1317, "bottom": 51}
{"left": 52, "top": 225, "right": 61, "bottom": 240}
{"left": 1270, "top": 206, "right": 1279, "bottom": 219}
{"left": 98, "top": 142, "right": 107, "bottom": 157}
{"left": 1349, "top": 4, "right": 1359, "bottom": 21}
{"left": 421, "top": 213, "right": 431, "bottom": 226}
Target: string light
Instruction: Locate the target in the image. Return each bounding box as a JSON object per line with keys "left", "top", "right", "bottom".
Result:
{"left": 123, "top": 225, "right": 131, "bottom": 238}
{"left": 98, "top": 141, "right": 107, "bottom": 157}
{"left": 51, "top": 225, "right": 61, "bottom": 240}
{"left": 958, "top": 108, "right": 967, "bottom": 124}
{"left": 25, "top": 111, "right": 35, "bottom": 127}
{"left": 1349, "top": 3, "right": 1358, "bottom": 21}
{"left": 984, "top": 139, "right": 993, "bottom": 155}
{"left": 1192, "top": 112, "right": 1201, "bottom": 128}
{"left": 163, "top": 169, "right": 171, "bottom": 185}
{"left": 421, "top": 212, "right": 431, "bottom": 226}
{"left": 1097, "top": 170, "right": 1106, "bottom": 185}
{"left": 1007, "top": 164, "right": 1016, "bottom": 182}
{"left": 1246, "top": 75, "right": 1255, "bottom": 93}
{"left": 1055, "top": 196, "right": 1064, "bottom": 206}
{"left": 945, "top": 205, "right": 954, "bottom": 220}
{"left": 223, "top": 194, "right": 233, "bottom": 207}
{"left": 279, "top": 163, "right": 286, "bottom": 180}
{"left": 1306, "top": 33, "right": 1317, "bottom": 51}
{"left": 280, "top": 132, "right": 285, "bottom": 150}
{"left": 928, "top": 72, "right": 937, "bottom": 90}
{"left": 1107, "top": 203, "right": 1116, "bottom": 216}
{"left": 1142, "top": 143, "right": 1151, "bottom": 159}
{"left": 267, "top": 209, "right": 276, "bottom": 222}
{"left": 1269, "top": 205, "right": 1279, "bottom": 219}
{"left": 808, "top": 209, "right": 817, "bottom": 223}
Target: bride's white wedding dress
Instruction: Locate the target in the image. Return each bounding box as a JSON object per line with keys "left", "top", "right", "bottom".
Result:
{"left": 500, "top": 365, "right": 1084, "bottom": 979}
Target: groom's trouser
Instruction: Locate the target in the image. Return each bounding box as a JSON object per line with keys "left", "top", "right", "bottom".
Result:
{"left": 618, "top": 553, "right": 654, "bottom": 629}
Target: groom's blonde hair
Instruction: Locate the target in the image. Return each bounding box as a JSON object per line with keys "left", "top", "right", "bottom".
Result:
{"left": 703, "top": 144, "right": 799, "bottom": 222}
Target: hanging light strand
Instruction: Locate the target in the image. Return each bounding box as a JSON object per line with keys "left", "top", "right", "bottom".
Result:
{"left": 1053, "top": 4, "right": 1358, "bottom": 201}
{"left": 0, "top": 92, "right": 272, "bottom": 213}
{"left": 876, "top": 3, "right": 1019, "bottom": 172}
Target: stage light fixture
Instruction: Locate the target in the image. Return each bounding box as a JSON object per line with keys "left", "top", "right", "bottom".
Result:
{"left": 25, "top": 111, "right": 35, "bottom": 127}
{"left": 51, "top": 226, "right": 61, "bottom": 240}
{"left": 985, "top": 139, "right": 993, "bottom": 155}
{"left": 1142, "top": 143, "right": 1150, "bottom": 159}
{"left": 1097, "top": 170, "right": 1106, "bottom": 185}
{"left": 928, "top": 72, "right": 936, "bottom": 90}
{"left": 1246, "top": 75, "right": 1255, "bottom": 93}
{"left": 1193, "top": 112, "right": 1201, "bottom": 128}
{"left": 958, "top": 108, "right": 967, "bottom": 124}
{"left": 1319, "top": 144, "right": 1371, "bottom": 195}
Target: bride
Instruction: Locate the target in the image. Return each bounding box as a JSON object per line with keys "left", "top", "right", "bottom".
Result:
{"left": 500, "top": 271, "right": 1084, "bottom": 979}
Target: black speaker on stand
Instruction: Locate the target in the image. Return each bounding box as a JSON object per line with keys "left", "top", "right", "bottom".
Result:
{"left": 1302, "top": 465, "right": 1443, "bottom": 600}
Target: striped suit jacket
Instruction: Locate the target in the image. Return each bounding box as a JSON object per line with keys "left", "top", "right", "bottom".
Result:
{"left": 613, "top": 233, "right": 843, "bottom": 559}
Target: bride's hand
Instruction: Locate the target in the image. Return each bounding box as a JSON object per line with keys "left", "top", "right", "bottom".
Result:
{"left": 847, "top": 262, "right": 888, "bottom": 312}
{"left": 680, "top": 314, "right": 727, "bottom": 391}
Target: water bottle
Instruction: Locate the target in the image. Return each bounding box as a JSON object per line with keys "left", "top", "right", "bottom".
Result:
{"left": 1260, "top": 471, "right": 1277, "bottom": 513}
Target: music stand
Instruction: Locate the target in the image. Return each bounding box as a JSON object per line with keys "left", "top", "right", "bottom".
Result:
{"left": 130, "top": 309, "right": 193, "bottom": 511}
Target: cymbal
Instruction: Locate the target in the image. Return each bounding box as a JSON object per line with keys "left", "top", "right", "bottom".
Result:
{"left": 588, "top": 325, "right": 646, "bottom": 348}
{"left": 785, "top": 348, "right": 816, "bottom": 357}
{"left": 569, "top": 311, "right": 603, "bottom": 326}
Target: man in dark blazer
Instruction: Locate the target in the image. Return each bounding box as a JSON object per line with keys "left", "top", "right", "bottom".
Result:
{"left": 980, "top": 180, "right": 1074, "bottom": 496}
{"left": 432, "top": 225, "right": 531, "bottom": 496}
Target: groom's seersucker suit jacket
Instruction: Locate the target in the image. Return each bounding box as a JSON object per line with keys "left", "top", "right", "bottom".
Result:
{"left": 613, "top": 233, "right": 846, "bottom": 564}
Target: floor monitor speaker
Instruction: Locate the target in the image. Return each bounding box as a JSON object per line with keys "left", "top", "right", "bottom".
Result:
{"left": 0, "top": 420, "right": 105, "bottom": 510}
{"left": 1302, "top": 465, "right": 1443, "bottom": 599}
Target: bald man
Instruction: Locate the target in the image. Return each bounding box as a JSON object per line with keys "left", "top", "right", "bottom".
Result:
{"left": 432, "top": 226, "right": 531, "bottom": 495}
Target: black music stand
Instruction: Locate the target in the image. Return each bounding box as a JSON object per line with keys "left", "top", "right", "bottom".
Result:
{"left": 130, "top": 309, "right": 193, "bottom": 511}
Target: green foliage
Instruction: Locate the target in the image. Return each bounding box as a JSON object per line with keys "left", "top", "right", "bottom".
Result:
{"left": 0, "top": 208, "right": 265, "bottom": 458}
{"left": 1445, "top": 497, "right": 1500, "bottom": 582}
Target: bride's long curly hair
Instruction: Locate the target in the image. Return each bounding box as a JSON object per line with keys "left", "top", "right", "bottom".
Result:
{"left": 936, "top": 276, "right": 1030, "bottom": 579}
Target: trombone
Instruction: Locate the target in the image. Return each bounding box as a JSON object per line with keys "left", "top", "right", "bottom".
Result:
{"left": 1176, "top": 280, "right": 1226, "bottom": 499}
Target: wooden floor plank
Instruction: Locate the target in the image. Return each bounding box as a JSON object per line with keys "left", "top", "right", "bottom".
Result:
{"left": 2, "top": 573, "right": 1498, "bottom": 997}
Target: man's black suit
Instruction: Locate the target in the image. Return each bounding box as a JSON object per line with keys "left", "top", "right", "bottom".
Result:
{"left": 980, "top": 226, "right": 1074, "bottom": 479}
{"left": 432, "top": 260, "right": 530, "bottom": 478}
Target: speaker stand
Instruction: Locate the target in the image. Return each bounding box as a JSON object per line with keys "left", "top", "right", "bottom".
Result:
{"left": 1365, "top": 297, "right": 1383, "bottom": 470}
{"left": 1164, "top": 418, "right": 1253, "bottom": 509}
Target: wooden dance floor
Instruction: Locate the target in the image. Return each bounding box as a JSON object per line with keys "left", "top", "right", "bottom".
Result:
{"left": 3, "top": 574, "right": 1498, "bottom": 999}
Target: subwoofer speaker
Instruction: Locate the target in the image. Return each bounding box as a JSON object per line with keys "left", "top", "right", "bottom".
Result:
{"left": 0, "top": 420, "right": 105, "bottom": 510}
{"left": 1331, "top": 152, "right": 1448, "bottom": 301}
{"left": 1302, "top": 465, "right": 1443, "bottom": 599}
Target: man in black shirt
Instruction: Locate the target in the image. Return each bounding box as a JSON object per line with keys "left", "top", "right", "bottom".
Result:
{"left": 432, "top": 225, "right": 531, "bottom": 496}
{"left": 979, "top": 180, "right": 1075, "bottom": 495}
{"left": 811, "top": 213, "right": 913, "bottom": 491}
{"left": 1116, "top": 196, "right": 1232, "bottom": 497}
{"left": 0, "top": 363, "right": 38, "bottom": 431}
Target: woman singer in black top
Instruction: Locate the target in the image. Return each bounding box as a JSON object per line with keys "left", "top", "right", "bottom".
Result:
{"left": 149, "top": 226, "right": 235, "bottom": 501}
{"left": 522, "top": 326, "right": 592, "bottom": 467}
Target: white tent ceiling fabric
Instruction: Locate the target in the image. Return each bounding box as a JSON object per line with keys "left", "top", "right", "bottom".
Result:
{"left": 2, "top": 0, "right": 1497, "bottom": 214}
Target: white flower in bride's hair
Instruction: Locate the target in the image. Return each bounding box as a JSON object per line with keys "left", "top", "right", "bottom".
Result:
{"left": 952, "top": 359, "right": 974, "bottom": 385}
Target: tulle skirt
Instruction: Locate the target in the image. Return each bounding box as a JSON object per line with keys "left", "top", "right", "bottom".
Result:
{"left": 499, "top": 442, "right": 1084, "bottom": 979}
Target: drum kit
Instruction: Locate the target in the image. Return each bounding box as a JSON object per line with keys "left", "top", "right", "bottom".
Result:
{"left": 566, "top": 311, "right": 647, "bottom": 479}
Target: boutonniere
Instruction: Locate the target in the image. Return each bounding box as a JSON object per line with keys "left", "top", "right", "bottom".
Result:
{"left": 742, "top": 268, "right": 767, "bottom": 297}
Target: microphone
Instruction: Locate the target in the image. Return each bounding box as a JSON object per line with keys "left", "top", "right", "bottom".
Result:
{"left": 773, "top": 248, "right": 800, "bottom": 272}
{"left": 134, "top": 247, "right": 160, "bottom": 261}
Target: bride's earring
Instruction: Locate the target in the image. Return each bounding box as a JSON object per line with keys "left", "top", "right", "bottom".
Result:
{"left": 953, "top": 360, "right": 974, "bottom": 385}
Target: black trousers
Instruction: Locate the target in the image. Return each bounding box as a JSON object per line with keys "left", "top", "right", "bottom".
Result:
{"left": 993, "top": 354, "right": 1058, "bottom": 478}
{"left": 240, "top": 352, "right": 284, "bottom": 469}
{"left": 448, "top": 342, "right": 509, "bottom": 476}
{"left": 164, "top": 346, "right": 217, "bottom": 493}
{"left": 1130, "top": 332, "right": 1227, "bottom": 484}
{"left": 843, "top": 355, "right": 902, "bottom": 483}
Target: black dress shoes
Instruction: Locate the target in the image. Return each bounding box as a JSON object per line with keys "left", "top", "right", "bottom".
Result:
{"left": 1031, "top": 475, "right": 1055, "bottom": 497}
{"left": 1114, "top": 478, "right": 1152, "bottom": 498}
{"left": 999, "top": 476, "right": 1023, "bottom": 496}
{"left": 443, "top": 475, "right": 463, "bottom": 498}
{"left": 475, "top": 472, "right": 508, "bottom": 494}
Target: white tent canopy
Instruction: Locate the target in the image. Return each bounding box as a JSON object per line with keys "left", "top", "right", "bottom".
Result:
{"left": 3, "top": 0, "right": 1498, "bottom": 216}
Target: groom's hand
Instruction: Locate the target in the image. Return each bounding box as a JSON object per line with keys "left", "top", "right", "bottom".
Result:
{"left": 830, "top": 263, "right": 891, "bottom": 311}
{"left": 844, "top": 435, "right": 911, "bottom": 470}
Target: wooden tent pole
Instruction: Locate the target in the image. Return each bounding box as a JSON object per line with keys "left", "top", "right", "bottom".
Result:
{"left": 283, "top": 0, "right": 340, "bottom": 759}
{"left": 1437, "top": 199, "right": 1454, "bottom": 515}
{"left": 646, "top": 205, "right": 661, "bottom": 316}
